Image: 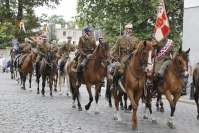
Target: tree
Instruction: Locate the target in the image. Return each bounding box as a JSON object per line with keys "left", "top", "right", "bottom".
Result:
{"left": 75, "top": 0, "right": 184, "bottom": 47}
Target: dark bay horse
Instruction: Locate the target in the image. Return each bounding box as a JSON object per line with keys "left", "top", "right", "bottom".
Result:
{"left": 192, "top": 63, "right": 199, "bottom": 120}
{"left": 36, "top": 50, "right": 56, "bottom": 97}
{"left": 20, "top": 52, "right": 37, "bottom": 90}
{"left": 148, "top": 48, "right": 190, "bottom": 128}
{"left": 110, "top": 41, "right": 154, "bottom": 129}
{"left": 67, "top": 42, "right": 110, "bottom": 113}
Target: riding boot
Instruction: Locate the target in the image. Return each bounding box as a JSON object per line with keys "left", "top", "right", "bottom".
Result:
{"left": 110, "top": 74, "right": 120, "bottom": 91}
{"left": 59, "top": 61, "right": 64, "bottom": 76}
{"left": 76, "top": 72, "right": 82, "bottom": 87}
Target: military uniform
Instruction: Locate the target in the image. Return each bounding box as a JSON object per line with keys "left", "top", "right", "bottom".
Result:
{"left": 110, "top": 35, "right": 139, "bottom": 75}
{"left": 36, "top": 42, "right": 51, "bottom": 63}
{"left": 50, "top": 44, "right": 58, "bottom": 53}
{"left": 18, "top": 41, "right": 32, "bottom": 66}
{"left": 59, "top": 42, "right": 76, "bottom": 74}
{"left": 76, "top": 27, "right": 96, "bottom": 87}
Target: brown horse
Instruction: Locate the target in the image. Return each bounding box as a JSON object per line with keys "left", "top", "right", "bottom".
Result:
{"left": 20, "top": 51, "right": 37, "bottom": 90}
{"left": 192, "top": 63, "right": 199, "bottom": 120}
{"left": 152, "top": 48, "right": 190, "bottom": 128}
{"left": 36, "top": 50, "right": 56, "bottom": 96}
{"left": 67, "top": 41, "right": 110, "bottom": 113}
{"left": 110, "top": 41, "right": 154, "bottom": 129}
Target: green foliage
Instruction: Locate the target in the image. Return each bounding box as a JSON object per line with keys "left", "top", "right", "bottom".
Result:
{"left": 75, "top": 0, "right": 184, "bottom": 47}
{"left": 0, "top": 22, "right": 15, "bottom": 49}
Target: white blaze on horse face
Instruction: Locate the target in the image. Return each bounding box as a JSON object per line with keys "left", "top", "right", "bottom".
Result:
{"left": 145, "top": 50, "right": 153, "bottom": 72}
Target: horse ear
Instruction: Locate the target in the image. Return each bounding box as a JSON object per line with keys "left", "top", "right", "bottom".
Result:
{"left": 178, "top": 47, "right": 182, "bottom": 54}
{"left": 144, "top": 40, "right": 147, "bottom": 46}
{"left": 186, "top": 48, "right": 190, "bottom": 54}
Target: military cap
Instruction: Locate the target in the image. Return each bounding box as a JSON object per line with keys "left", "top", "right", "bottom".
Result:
{"left": 84, "top": 27, "right": 92, "bottom": 32}
{"left": 125, "top": 23, "right": 133, "bottom": 29}
{"left": 67, "top": 36, "right": 72, "bottom": 40}
{"left": 42, "top": 35, "right": 48, "bottom": 40}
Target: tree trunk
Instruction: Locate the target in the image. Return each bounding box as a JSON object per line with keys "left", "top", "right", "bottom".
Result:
{"left": 17, "top": 0, "right": 23, "bottom": 20}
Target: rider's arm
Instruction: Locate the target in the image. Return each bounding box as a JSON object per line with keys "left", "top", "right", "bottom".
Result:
{"left": 78, "top": 37, "right": 86, "bottom": 56}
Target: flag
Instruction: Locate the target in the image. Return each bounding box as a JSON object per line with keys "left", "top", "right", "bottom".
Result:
{"left": 154, "top": 0, "right": 170, "bottom": 42}
{"left": 18, "top": 19, "right": 26, "bottom": 33}
{"left": 44, "top": 22, "right": 49, "bottom": 33}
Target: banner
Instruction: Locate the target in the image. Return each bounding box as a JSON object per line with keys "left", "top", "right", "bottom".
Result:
{"left": 18, "top": 19, "right": 26, "bottom": 33}
{"left": 154, "top": 0, "right": 170, "bottom": 42}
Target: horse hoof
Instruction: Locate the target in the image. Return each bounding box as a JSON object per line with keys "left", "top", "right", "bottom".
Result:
{"left": 60, "top": 92, "right": 62, "bottom": 95}
{"left": 78, "top": 107, "right": 82, "bottom": 111}
{"left": 124, "top": 109, "right": 129, "bottom": 113}
{"left": 117, "top": 120, "right": 122, "bottom": 123}
{"left": 160, "top": 108, "right": 164, "bottom": 112}
{"left": 95, "top": 111, "right": 100, "bottom": 114}
{"left": 21, "top": 86, "right": 26, "bottom": 90}
{"left": 152, "top": 119, "right": 158, "bottom": 124}
{"left": 99, "top": 93, "right": 101, "bottom": 97}
{"left": 143, "top": 115, "right": 148, "bottom": 119}
{"left": 50, "top": 94, "right": 53, "bottom": 97}
{"left": 157, "top": 107, "right": 160, "bottom": 112}
{"left": 120, "top": 106, "right": 124, "bottom": 110}
{"left": 167, "top": 122, "right": 175, "bottom": 129}
{"left": 109, "top": 104, "right": 112, "bottom": 108}
{"left": 72, "top": 105, "right": 76, "bottom": 108}
{"left": 132, "top": 123, "right": 137, "bottom": 130}
{"left": 85, "top": 105, "right": 90, "bottom": 110}
{"left": 37, "top": 91, "right": 40, "bottom": 94}
{"left": 113, "top": 116, "right": 117, "bottom": 120}
{"left": 54, "top": 89, "right": 57, "bottom": 92}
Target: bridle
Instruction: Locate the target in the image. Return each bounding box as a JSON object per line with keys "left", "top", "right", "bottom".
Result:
{"left": 44, "top": 51, "right": 55, "bottom": 67}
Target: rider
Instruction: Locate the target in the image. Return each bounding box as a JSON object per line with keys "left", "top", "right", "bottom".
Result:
{"left": 35, "top": 35, "right": 51, "bottom": 75}
{"left": 153, "top": 37, "right": 175, "bottom": 92}
{"left": 58, "top": 36, "right": 76, "bottom": 76}
{"left": 76, "top": 27, "right": 96, "bottom": 87}
{"left": 110, "top": 23, "right": 139, "bottom": 91}
{"left": 18, "top": 38, "right": 32, "bottom": 68}
{"left": 50, "top": 40, "right": 58, "bottom": 53}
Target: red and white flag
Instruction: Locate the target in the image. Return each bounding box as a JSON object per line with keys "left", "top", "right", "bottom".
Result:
{"left": 154, "top": 0, "right": 170, "bottom": 42}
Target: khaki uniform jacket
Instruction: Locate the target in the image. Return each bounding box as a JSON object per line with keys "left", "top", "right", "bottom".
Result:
{"left": 155, "top": 39, "right": 175, "bottom": 72}
{"left": 50, "top": 44, "right": 58, "bottom": 53}
{"left": 78, "top": 35, "right": 96, "bottom": 56}
{"left": 110, "top": 35, "right": 139, "bottom": 59}
{"left": 59, "top": 43, "right": 76, "bottom": 58}
{"left": 20, "top": 43, "right": 32, "bottom": 54}
{"left": 37, "top": 42, "right": 50, "bottom": 56}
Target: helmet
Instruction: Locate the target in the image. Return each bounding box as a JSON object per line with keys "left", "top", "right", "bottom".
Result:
{"left": 67, "top": 36, "right": 72, "bottom": 40}
{"left": 42, "top": 35, "right": 48, "bottom": 40}
{"left": 84, "top": 27, "right": 92, "bottom": 32}
{"left": 124, "top": 23, "right": 133, "bottom": 29}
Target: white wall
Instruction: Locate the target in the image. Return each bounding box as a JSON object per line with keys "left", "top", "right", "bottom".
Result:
{"left": 183, "top": 1, "right": 199, "bottom": 67}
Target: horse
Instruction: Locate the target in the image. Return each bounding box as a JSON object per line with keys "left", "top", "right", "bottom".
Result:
{"left": 146, "top": 48, "right": 190, "bottom": 128}
{"left": 109, "top": 40, "right": 154, "bottom": 129}
{"left": 192, "top": 63, "right": 199, "bottom": 120}
{"left": 67, "top": 41, "right": 110, "bottom": 113}
{"left": 19, "top": 51, "right": 37, "bottom": 90}
{"left": 36, "top": 50, "right": 56, "bottom": 97}
{"left": 10, "top": 48, "right": 18, "bottom": 79}
{"left": 58, "top": 51, "right": 76, "bottom": 96}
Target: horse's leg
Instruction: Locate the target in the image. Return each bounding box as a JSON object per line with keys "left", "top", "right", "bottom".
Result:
{"left": 85, "top": 84, "right": 93, "bottom": 110}
{"left": 164, "top": 91, "right": 176, "bottom": 128}
{"left": 113, "top": 92, "right": 123, "bottom": 123}
{"left": 106, "top": 80, "right": 112, "bottom": 107}
{"left": 58, "top": 69, "right": 63, "bottom": 95}
{"left": 49, "top": 75, "right": 53, "bottom": 97}
{"left": 156, "top": 94, "right": 160, "bottom": 111}
{"left": 123, "top": 94, "right": 129, "bottom": 113}
{"left": 36, "top": 74, "right": 40, "bottom": 94}
{"left": 159, "top": 95, "right": 164, "bottom": 112}
{"left": 94, "top": 84, "right": 101, "bottom": 114}
{"left": 194, "top": 89, "right": 199, "bottom": 120}
{"left": 41, "top": 75, "right": 46, "bottom": 96}
{"left": 29, "top": 73, "right": 32, "bottom": 91}
{"left": 66, "top": 74, "right": 71, "bottom": 96}
{"left": 120, "top": 96, "right": 124, "bottom": 110}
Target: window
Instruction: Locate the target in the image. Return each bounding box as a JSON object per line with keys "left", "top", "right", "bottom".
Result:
{"left": 63, "top": 31, "right": 66, "bottom": 36}
{"left": 73, "top": 32, "right": 76, "bottom": 37}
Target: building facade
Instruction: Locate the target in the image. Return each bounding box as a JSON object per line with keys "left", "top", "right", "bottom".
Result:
{"left": 183, "top": 0, "right": 199, "bottom": 66}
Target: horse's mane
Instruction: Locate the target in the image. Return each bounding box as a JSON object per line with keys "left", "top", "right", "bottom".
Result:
{"left": 93, "top": 42, "right": 109, "bottom": 53}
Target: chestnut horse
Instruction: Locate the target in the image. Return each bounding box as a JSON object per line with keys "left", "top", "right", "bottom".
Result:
{"left": 146, "top": 48, "right": 190, "bottom": 128}
{"left": 67, "top": 42, "right": 110, "bottom": 113}
{"left": 111, "top": 41, "right": 154, "bottom": 129}
{"left": 36, "top": 50, "right": 56, "bottom": 96}
{"left": 192, "top": 63, "right": 199, "bottom": 120}
{"left": 20, "top": 51, "right": 37, "bottom": 90}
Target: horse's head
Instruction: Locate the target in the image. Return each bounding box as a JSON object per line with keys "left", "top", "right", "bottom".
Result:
{"left": 46, "top": 50, "right": 56, "bottom": 65}
{"left": 174, "top": 48, "right": 190, "bottom": 73}
{"left": 95, "top": 41, "right": 110, "bottom": 67}
{"left": 135, "top": 40, "right": 154, "bottom": 71}
{"left": 31, "top": 51, "right": 37, "bottom": 62}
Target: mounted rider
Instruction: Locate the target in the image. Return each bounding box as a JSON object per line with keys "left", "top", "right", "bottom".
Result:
{"left": 18, "top": 38, "right": 32, "bottom": 67}
{"left": 76, "top": 27, "right": 96, "bottom": 87}
{"left": 58, "top": 36, "right": 76, "bottom": 76}
{"left": 35, "top": 35, "right": 51, "bottom": 75}
{"left": 110, "top": 23, "right": 139, "bottom": 91}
